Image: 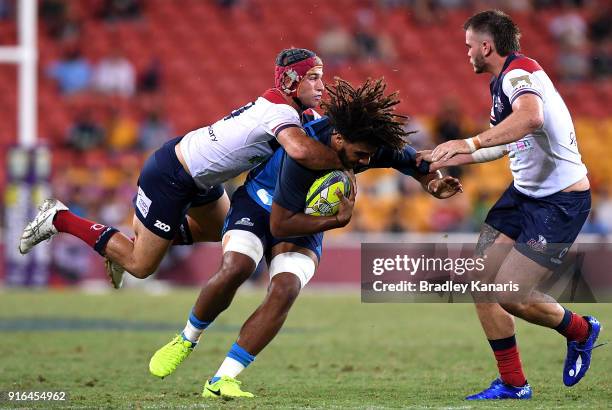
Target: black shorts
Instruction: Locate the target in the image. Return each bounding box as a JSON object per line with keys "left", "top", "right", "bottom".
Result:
{"left": 132, "top": 137, "right": 225, "bottom": 239}
{"left": 222, "top": 187, "right": 323, "bottom": 260}
{"left": 485, "top": 183, "right": 591, "bottom": 269}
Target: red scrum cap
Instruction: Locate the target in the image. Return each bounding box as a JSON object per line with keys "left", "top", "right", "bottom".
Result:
{"left": 274, "top": 48, "right": 323, "bottom": 97}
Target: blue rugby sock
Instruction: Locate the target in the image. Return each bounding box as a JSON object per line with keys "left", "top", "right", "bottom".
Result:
{"left": 181, "top": 309, "right": 212, "bottom": 344}
{"left": 211, "top": 342, "right": 255, "bottom": 383}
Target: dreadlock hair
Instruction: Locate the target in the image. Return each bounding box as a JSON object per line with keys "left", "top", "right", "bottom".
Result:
{"left": 321, "top": 77, "right": 411, "bottom": 151}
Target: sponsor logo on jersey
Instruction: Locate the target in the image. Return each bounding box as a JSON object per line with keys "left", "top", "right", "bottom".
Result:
{"left": 136, "top": 187, "right": 152, "bottom": 218}
{"left": 208, "top": 126, "right": 217, "bottom": 141}
{"left": 235, "top": 217, "right": 254, "bottom": 227}
{"left": 154, "top": 220, "right": 171, "bottom": 232}
{"left": 506, "top": 137, "right": 533, "bottom": 154}
{"left": 509, "top": 74, "right": 532, "bottom": 88}
{"left": 256, "top": 189, "right": 273, "bottom": 206}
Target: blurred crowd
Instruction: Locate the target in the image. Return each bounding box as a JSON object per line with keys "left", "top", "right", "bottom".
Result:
{"left": 547, "top": 2, "right": 612, "bottom": 82}
{"left": 218, "top": 0, "right": 612, "bottom": 82}
{"left": 1, "top": 0, "right": 610, "bottom": 262}
{"left": 39, "top": 0, "right": 172, "bottom": 153}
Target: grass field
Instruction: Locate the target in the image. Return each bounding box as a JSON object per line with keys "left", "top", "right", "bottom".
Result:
{"left": 0, "top": 288, "right": 610, "bottom": 409}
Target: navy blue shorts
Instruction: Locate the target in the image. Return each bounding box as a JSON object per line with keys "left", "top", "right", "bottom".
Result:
{"left": 133, "top": 137, "right": 225, "bottom": 240}
{"left": 222, "top": 186, "right": 323, "bottom": 260}
{"left": 485, "top": 183, "right": 591, "bottom": 269}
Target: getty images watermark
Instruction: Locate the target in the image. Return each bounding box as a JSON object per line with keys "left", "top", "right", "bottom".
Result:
{"left": 361, "top": 243, "right": 612, "bottom": 303}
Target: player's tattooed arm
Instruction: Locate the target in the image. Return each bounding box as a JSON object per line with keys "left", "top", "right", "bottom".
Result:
{"left": 277, "top": 127, "right": 344, "bottom": 170}
{"left": 475, "top": 223, "right": 501, "bottom": 258}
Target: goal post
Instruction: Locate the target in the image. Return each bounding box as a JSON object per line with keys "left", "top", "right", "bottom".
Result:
{"left": 1, "top": 0, "right": 51, "bottom": 287}
{"left": 0, "top": 0, "right": 37, "bottom": 148}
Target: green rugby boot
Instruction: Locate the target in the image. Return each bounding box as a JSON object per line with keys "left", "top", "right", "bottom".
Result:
{"left": 149, "top": 334, "right": 195, "bottom": 378}
{"left": 202, "top": 376, "right": 254, "bottom": 398}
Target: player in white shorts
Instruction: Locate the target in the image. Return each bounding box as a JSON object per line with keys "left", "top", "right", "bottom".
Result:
{"left": 19, "top": 48, "right": 344, "bottom": 287}
{"left": 428, "top": 10, "right": 601, "bottom": 400}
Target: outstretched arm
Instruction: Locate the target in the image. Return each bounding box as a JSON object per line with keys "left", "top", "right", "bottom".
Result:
{"left": 431, "top": 93, "right": 543, "bottom": 162}
{"left": 419, "top": 146, "right": 508, "bottom": 172}
{"left": 277, "top": 126, "right": 343, "bottom": 170}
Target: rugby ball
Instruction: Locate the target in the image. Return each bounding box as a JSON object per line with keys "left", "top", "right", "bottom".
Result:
{"left": 305, "top": 171, "right": 351, "bottom": 216}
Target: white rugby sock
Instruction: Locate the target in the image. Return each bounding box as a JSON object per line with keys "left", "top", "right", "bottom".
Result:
{"left": 213, "top": 357, "right": 245, "bottom": 380}
{"left": 182, "top": 320, "right": 204, "bottom": 344}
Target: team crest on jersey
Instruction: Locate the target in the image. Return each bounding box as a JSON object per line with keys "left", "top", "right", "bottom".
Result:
{"left": 527, "top": 235, "right": 547, "bottom": 252}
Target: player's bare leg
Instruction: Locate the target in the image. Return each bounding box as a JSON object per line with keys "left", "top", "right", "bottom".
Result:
{"left": 493, "top": 246, "right": 600, "bottom": 387}
{"left": 19, "top": 198, "right": 169, "bottom": 280}
{"left": 104, "top": 216, "right": 171, "bottom": 279}
{"left": 472, "top": 224, "right": 516, "bottom": 340}
{"left": 206, "top": 243, "right": 316, "bottom": 391}
{"left": 234, "top": 271, "right": 302, "bottom": 354}
{"left": 191, "top": 251, "right": 257, "bottom": 322}
{"left": 184, "top": 192, "right": 230, "bottom": 242}
{"left": 468, "top": 224, "right": 598, "bottom": 398}
{"left": 105, "top": 193, "right": 230, "bottom": 286}
{"left": 467, "top": 223, "right": 530, "bottom": 398}
{"left": 494, "top": 249, "right": 564, "bottom": 325}
{"left": 149, "top": 231, "right": 261, "bottom": 379}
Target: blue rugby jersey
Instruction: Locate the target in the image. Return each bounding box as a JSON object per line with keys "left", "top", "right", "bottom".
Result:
{"left": 243, "top": 115, "right": 430, "bottom": 214}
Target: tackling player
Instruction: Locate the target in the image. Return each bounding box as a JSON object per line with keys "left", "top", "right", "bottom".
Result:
{"left": 19, "top": 48, "right": 344, "bottom": 287}
{"left": 428, "top": 10, "right": 602, "bottom": 400}
{"left": 148, "top": 78, "right": 463, "bottom": 398}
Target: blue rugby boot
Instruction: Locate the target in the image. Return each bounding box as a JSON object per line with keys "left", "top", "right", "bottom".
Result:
{"left": 466, "top": 378, "right": 532, "bottom": 400}
{"left": 563, "top": 316, "right": 604, "bottom": 387}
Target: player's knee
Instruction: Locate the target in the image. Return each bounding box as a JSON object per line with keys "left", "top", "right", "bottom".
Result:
{"left": 268, "top": 273, "right": 302, "bottom": 310}
{"left": 216, "top": 258, "right": 253, "bottom": 285}
{"left": 222, "top": 230, "right": 263, "bottom": 265}
{"left": 128, "top": 261, "right": 159, "bottom": 279}
{"left": 269, "top": 252, "right": 316, "bottom": 290}
{"left": 213, "top": 230, "right": 263, "bottom": 285}
{"left": 467, "top": 266, "right": 487, "bottom": 283}
{"left": 499, "top": 301, "right": 525, "bottom": 317}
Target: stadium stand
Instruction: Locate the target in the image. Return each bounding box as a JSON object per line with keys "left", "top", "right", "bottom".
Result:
{"left": 0, "top": 0, "right": 610, "bottom": 242}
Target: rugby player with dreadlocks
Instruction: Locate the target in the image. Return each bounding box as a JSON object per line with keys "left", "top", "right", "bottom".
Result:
{"left": 148, "top": 77, "right": 463, "bottom": 399}
{"left": 19, "top": 48, "right": 343, "bottom": 287}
